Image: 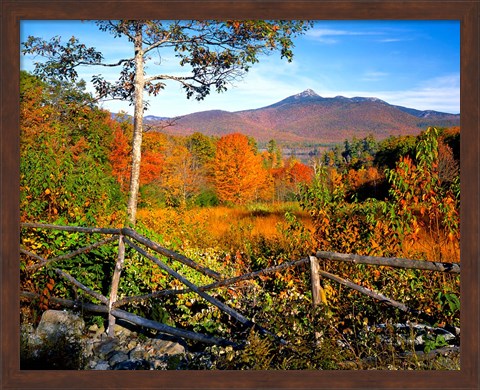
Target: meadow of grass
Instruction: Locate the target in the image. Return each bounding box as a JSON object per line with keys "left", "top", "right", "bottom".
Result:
{"left": 136, "top": 202, "right": 313, "bottom": 255}
{"left": 137, "top": 201, "right": 313, "bottom": 258}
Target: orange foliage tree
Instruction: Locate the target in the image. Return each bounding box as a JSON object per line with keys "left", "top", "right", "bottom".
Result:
{"left": 140, "top": 151, "right": 164, "bottom": 186}
{"left": 20, "top": 71, "right": 125, "bottom": 225}
{"left": 385, "top": 127, "right": 459, "bottom": 261}
{"left": 345, "top": 166, "right": 382, "bottom": 192}
{"left": 109, "top": 125, "right": 163, "bottom": 191}
{"left": 160, "top": 143, "right": 205, "bottom": 207}
{"left": 20, "top": 72, "right": 55, "bottom": 147}
{"left": 288, "top": 160, "right": 314, "bottom": 186}
{"left": 213, "top": 133, "right": 270, "bottom": 204}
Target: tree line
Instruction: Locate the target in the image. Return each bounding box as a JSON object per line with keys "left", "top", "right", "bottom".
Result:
{"left": 108, "top": 114, "right": 316, "bottom": 208}
{"left": 20, "top": 67, "right": 460, "bottom": 227}
{"left": 20, "top": 70, "right": 315, "bottom": 225}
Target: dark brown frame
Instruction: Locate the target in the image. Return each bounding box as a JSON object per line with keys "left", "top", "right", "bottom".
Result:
{"left": 1, "top": 1, "right": 478, "bottom": 389}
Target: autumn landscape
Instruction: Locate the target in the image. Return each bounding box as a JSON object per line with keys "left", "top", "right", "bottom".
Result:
{"left": 19, "top": 20, "right": 460, "bottom": 370}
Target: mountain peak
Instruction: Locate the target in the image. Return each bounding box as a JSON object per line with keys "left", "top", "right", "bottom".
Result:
{"left": 151, "top": 90, "right": 460, "bottom": 144}
{"left": 294, "top": 89, "right": 319, "bottom": 99}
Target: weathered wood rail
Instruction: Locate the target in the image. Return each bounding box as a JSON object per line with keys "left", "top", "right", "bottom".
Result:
{"left": 316, "top": 251, "right": 460, "bottom": 274}
{"left": 20, "top": 222, "right": 460, "bottom": 347}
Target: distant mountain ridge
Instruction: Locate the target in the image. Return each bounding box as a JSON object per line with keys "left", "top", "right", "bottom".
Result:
{"left": 135, "top": 89, "right": 461, "bottom": 144}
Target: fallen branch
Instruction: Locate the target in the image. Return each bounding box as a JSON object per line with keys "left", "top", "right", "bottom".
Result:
{"left": 21, "top": 222, "right": 122, "bottom": 235}
{"left": 318, "top": 269, "right": 434, "bottom": 322}
{"left": 21, "top": 291, "right": 108, "bottom": 313}
{"left": 111, "top": 309, "right": 237, "bottom": 347}
{"left": 20, "top": 249, "right": 44, "bottom": 263}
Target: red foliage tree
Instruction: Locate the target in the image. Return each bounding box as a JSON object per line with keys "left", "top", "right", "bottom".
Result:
{"left": 109, "top": 126, "right": 163, "bottom": 191}
{"left": 270, "top": 158, "right": 313, "bottom": 201}
{"left": 109, "top": 126, "right": 131, "bottom": 192}
{"left": 288, "top": 161, "right": 314, "bottom": 185}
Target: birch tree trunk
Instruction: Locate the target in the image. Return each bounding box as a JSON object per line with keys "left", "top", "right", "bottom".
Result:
{"left": 127, "top": 24, "right": 145, "bottom": 226}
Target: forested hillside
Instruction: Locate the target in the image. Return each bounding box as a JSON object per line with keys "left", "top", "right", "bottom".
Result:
{"left": 150, "top": 89, "right": 460, "bottom": 143}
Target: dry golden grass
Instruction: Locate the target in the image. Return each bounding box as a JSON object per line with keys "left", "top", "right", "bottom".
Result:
{"left": 399, "top": 228, "right": 460, "bottom": 263}
{"left": 137, "top": 203, "right": 313, "bottom": 247}
{"left": 137, "top": 203, "right": 457, "bottom": 265}
{"left": 137, "top": 204, "right": 458, "bottom": 262}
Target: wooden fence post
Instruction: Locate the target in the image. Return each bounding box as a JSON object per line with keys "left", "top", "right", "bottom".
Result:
{"left": 108, "top": 234, "right": 125, "bottom": 337}
{"left": 309, "top": 256, "right": 327, "bottom": 307}
{"left": 309, "top": 256, "right": 326, "bottom": 346}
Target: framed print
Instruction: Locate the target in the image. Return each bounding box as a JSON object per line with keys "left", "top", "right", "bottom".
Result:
{"left": 1, "top": 0, "right": 479, "bottom": 389}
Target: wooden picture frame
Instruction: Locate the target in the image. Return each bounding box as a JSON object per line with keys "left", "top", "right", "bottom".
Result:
{"left": 1, "top": 0, "right": 478, "bottom": 388}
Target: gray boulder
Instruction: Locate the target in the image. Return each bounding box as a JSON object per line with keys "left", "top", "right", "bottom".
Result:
{"left": 21, "top": 310, "right": 85, "bottom": 369}
{"left": 36, "top": 309, "right": 85, "bottom": 342}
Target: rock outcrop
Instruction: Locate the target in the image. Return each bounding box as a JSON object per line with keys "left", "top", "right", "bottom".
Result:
{"left": 21, "top": 310, "right": 188, "bottom": 370}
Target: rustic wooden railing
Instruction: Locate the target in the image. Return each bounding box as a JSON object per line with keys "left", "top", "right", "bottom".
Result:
{"left": 20, "top": 223, "right": 460, "bottom": 347}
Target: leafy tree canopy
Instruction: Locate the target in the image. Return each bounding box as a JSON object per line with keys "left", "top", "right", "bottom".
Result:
{"left": 23, "top": 20, "right": 313, "bottom": 103}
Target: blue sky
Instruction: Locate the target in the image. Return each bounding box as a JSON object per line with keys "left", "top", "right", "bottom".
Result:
{"left": 21, "top": 20, "right": 460, "bottom": 117}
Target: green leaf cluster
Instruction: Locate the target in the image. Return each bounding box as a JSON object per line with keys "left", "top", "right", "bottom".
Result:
{"left": 20, "top": 71, "right": 126, "bottom": 225}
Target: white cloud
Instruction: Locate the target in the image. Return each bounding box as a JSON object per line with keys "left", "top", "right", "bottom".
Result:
{"left": 324, "top": 73, "right": 460, "bottom": 113}
{"left": 306, "top": 27, "right": 382, "bottom": 44}
{"left": 361, "top": 71, "right": 390, "bottom": 82}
